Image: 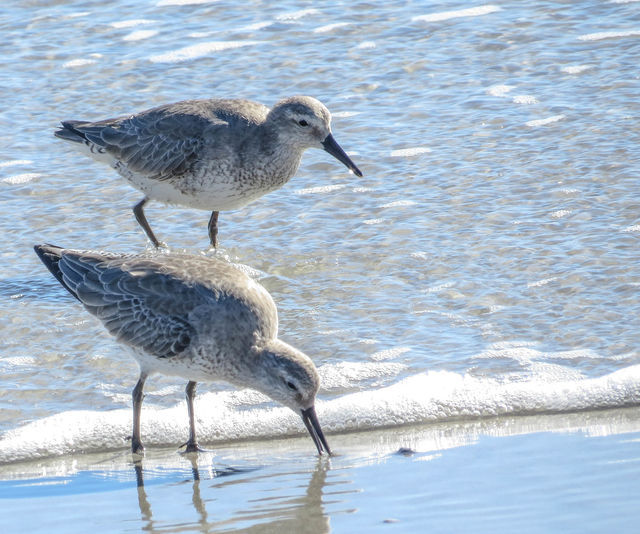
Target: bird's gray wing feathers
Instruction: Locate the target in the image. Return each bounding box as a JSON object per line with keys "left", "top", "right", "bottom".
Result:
{"left": 59, "top": 254, "right": 202, "bottom": 358}
{"left": 67, "top": 108, "right": 227, "bottom": 180}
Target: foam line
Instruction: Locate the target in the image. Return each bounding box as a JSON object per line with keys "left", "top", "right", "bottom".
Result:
{"left": 1, "top": 366, "right": 639, "bottom": 464}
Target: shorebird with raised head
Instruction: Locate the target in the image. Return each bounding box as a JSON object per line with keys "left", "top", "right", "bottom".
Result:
{"left": 54, "top": 96, "right": 362, "bottom": 248}
{"left": 34, "top": 244, "right": 332, "bottom": 456}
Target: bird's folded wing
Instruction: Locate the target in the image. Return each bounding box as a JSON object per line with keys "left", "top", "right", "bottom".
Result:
{"left": 59, "top": 253, "right": 203, "bottom": 358}
{"left": 68, "top": 109, "right": 227, "bottom": 180}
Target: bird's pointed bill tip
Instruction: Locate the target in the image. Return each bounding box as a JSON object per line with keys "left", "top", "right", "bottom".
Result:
{"left": 322, "top": 134, "right": 362, "bottom": 178}
{"left": 301, "top": 406, "right": 332, "bottom": 456}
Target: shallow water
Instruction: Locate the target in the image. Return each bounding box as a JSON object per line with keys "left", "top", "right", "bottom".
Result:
{"left": 2, "top": 411, "right": 640, "bottom": 534}
{"left": 1, "top": 0, "right": 640, "bottom": 531}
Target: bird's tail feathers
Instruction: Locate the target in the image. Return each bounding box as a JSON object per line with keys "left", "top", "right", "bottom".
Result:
{"left": 54, "top": 121, "right": 90, "bottom": 143}
{"left": 33, "top": 244, "right": 80, "bottom": 301}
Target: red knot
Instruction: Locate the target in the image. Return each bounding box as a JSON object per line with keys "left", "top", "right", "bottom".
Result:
{"left": 34, "top": 244, "right": 332, "bottom": 456}
{"left": 55, "top": 96, "right": 362, "bottom": 248}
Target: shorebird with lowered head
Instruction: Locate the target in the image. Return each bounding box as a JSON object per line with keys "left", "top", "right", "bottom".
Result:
{"left": 34, "top": 244, "right": 332, "bottom": 456}
{"left": 54, "top": 96, "right": 362, "bottom": 248}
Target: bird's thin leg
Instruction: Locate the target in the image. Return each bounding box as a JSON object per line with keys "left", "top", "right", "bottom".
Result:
{"left": 133, "top": 197, "right": 162, "bottom": 248}
{"left": 183, "top": 381, "right": 205, "bottom": 453}
{"left": 132, "top": 372, "right": 147, "bottom": 455}
{"left": 207, "top": 211, "right": 219, "bottom": 248}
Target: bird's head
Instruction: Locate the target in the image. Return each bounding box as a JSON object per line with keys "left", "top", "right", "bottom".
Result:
{"left": 268, "top": 96, "right": 362, "bottom": 177}
{"left": 250, "top": 338, "right": 331, "bottom": 455}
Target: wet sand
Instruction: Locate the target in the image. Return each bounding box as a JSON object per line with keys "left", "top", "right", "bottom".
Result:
{"left": 1, "top": 408, "right": 639, "bottom": 533}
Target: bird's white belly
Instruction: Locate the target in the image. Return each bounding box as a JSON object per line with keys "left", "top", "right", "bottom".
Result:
{"left": 126, "top": 173, "right": 259, "bottom": 211}
{"left": 130, "top": 347, "right": 220, "bottom": 382}
{"left": 116, "top": 163, "right": 289, "bottom": 212}
{"left": 78, "top": 140, "right": 297, "bottom": 212}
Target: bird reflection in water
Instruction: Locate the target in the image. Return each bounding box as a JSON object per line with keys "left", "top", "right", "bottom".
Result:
{"left": 133, "top": 454, "right": 331, "bottom": 533}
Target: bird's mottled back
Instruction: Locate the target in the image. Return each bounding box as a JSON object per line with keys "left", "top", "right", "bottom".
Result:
{"left": 35, "top": 245, "right": 278, "bottom": 360}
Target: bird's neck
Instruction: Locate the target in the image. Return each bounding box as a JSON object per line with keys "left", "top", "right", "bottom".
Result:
{"left": 253, "top": 125, "right": 305, "bottom": 181}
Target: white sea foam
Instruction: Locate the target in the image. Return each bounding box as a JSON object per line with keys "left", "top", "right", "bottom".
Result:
{"left": 424, "top": 281, "right": 456, "bottom": 293}
{"left": 0, "top": 160, "right": 32, "bottom": 168}
{"left": 0, "top": 356, "right": 37, "bottom": 368}
{"left": 551, "top": 209, "right": 572, "bottom": 218}
{"left": 380, "top": 200, "right": 418, "bottom": 208}
{"left": 527, "top": 277, "right": 558, "bottom": 288}
{"left": 276, "top": 9, "right": 320, "bottom": 21}
{"left": 561, "top": 65, "right": 592, "bottom": 74}
{"left": 313, "top": 22, "right": 352, "bottom": 34}
{"left": 526, "top": 114, "right": 565, "bottom": 127}
{"left": 319, "top": 361, "right": 406, "bottom": 389}
{"left": 149, "top": 41, "right": 262, "bottom": 63}
{"left": 239, "top": 21, "right": 273, "bottom": 32}
{"left": 370, "top": 347, "right": 412, "bottom": 361}
{"left": 487, "top": 84, "right": 515, "bottom": 97}
{"left": 62, "top": 58, "right": 97, "bottom": 68}
{"left": 64, "top": 12, "right": 89, "bottom": 19}
{"left": 513, "top": 95, "right": 538, "bottom": 104}
{"left": 2, "top": 173, "right": 41, "bottom": 184}
{"left": 332, "top": 111, "right": 361, "bottom": 118}
{"left": 123, "top": 30, "right": 159, "bottom": 41}
{"left": 578, "top": 30, "right": 640, "bottom": 41}
{"left": 110, "top": 19, "right": 156, "bottom": 29}
{"left": 390, "top": 147, "right": 432, "bottom": 157}
{"left": 472, "top": 345, "right": 599, "bottom": 365}
{"left": 1, "top": 365, "right": 639, "bottom": 464}
{"left": 412, "top": 5, "right": 501, "bottom": 23}
{"left": 295, "top": 184, "right": 346, "bottom": 195}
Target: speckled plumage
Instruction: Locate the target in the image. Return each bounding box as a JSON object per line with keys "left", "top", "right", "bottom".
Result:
{"left": 55, "top": 96, "right": 362, "bottom": 247}
{"left": 34, "top": 244, "right": 331, "bottom": 456}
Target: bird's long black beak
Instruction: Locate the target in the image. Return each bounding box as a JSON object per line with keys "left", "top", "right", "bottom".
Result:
{"left": 322, "top": 133, "right": 363, "bottom": 177}
{"left": 301, "top": 406, "right": 332, "bottom": 456}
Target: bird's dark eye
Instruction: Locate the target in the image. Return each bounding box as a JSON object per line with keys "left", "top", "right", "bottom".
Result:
{"left": 298, "top": 120, "right": 308, "bottom": 127}
{"left": 286, "top": 381, "right": 298, "bottom": 391}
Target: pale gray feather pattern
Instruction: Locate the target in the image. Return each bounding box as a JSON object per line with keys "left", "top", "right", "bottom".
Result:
{"left": 73, "top": 107, "right": 225, "bottom": 180}
{"left": 57, "top": 254, "right": 201, "bottom": 358}
{"left": 58, "top": 256, "right": 104, "bottom": 300}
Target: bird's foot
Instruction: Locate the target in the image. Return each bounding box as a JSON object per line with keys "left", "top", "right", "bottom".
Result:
{"left": 129, "top": 436, "right": 145, "bottom": 456}
{"left": 179, "top": 440, "right": 209, "bottom": 454}
{"left": 132, "top": 443, "right": 145, "bottom": 456}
